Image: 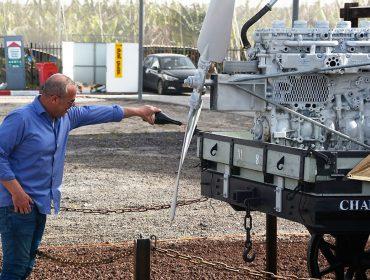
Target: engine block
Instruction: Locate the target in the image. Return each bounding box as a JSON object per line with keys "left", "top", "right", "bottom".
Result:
{"left": 247, "top": 20, "right": 370, "bottom": 150}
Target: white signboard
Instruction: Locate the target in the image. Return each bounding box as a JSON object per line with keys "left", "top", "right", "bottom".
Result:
{"left": 106, "top": 43, "right": 138, "bottom": 93}
{"left": 7, "top": 41, "right": 21, "bottom": 59}
{"left": 7, "top": 41, "right": 22, "bottom": 67}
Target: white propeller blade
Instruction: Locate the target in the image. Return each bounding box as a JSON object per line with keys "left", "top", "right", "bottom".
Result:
{"left": 169, "top": 0, "right": 235, "bottom": 221}
{"left": 197, "top": 0, "right": 236, "bottom": 62}
{"left": 170, "top": 102, "right": 203, "bottom": 220}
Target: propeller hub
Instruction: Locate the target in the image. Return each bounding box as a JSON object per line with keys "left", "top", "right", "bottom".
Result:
{"left": 184, "top": 70, "right": 205, "bottom": 90}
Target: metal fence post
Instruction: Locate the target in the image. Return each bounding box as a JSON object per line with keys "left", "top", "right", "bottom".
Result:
{"left": 138, "top": 0, "right": 144, "bottom": 101}
{"left": 266, "top": 214, "right": 277, "bottom": 277}
{"left": 134, "top": 238, "right": 151, "bottom": 280}
{"left": 30, "top": 42, "right": 34, "bottom": 86}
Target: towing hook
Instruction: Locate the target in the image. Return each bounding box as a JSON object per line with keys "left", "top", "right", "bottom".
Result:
{"left": 243, "top": 242, "right": 256, "bottom": 263}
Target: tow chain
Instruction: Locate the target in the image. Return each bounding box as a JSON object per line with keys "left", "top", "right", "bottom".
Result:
{"left": 37, "top": 245, "right": 133, "bottom": 267}
{"left": 60, "top": 197, "right": 208, "bottom": 214}
{"left": 38, "top": 197, "right": 208, "bottom": 266}
{"left": 243, "top": 199, "right": 256, "bottom": 262}
{"left": 150, "top": 236, "right": 324, "bottom": 280}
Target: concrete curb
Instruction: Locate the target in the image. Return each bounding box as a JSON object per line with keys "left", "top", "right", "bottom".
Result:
{"left": 0, "top": 90, "right": 40, "bottom": 96}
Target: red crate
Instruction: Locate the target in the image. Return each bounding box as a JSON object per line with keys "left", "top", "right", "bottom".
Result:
{"left": 36, "top": 62, "right": 58, "bottom": 86}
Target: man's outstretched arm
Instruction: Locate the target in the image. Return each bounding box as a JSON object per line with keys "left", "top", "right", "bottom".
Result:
{"left": 123, "top": 105, "right": 161, "bottom": 125}
{"left": 68, "top": 104, "right": 161, "bottom": 130}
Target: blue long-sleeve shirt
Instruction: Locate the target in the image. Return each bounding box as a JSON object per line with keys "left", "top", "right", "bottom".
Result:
{"left": 0, "top": 96, "right": 124, "bottom": 214}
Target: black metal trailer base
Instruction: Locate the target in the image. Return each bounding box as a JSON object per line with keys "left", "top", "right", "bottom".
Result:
{"left": 201, "top": 170, "right": 370, "bottom": 234}
{"left": 200, "top": 169, "right": 370, "bottom": 278}
{"left": 198, "top": 126, "right": 370, "bottom": 278}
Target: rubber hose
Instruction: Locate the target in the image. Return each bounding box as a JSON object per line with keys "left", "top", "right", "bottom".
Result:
{"left": 241, "top": 5, "right": 272, "bottom": 49}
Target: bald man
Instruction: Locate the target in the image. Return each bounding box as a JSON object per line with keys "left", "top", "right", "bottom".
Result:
{"left": 0, "top": 74, "right": 160, "bottom": 279}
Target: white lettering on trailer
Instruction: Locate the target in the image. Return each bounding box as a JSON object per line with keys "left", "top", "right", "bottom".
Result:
{"left": 339, "top": 200, "right": 370, "bottom": 210}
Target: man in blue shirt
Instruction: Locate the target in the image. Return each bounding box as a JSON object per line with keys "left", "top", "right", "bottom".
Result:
{"left": 0, "top": 73, "right": 161, "bottom": 279}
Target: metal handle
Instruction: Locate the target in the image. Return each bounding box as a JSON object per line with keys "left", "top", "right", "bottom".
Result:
{"left": 276, "top": 156, "right": 285, "bottom": 170}
{"left": 210, "top": 143, "right": 218, "bottom": 156}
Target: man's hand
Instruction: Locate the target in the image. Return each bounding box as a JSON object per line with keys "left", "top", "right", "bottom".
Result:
{"left": 12, "top": 190, "right": 33, "bottom": 214}
{"left": 124, "top": 105, "right": 161, "bottom": 125}
{"left": 138, "top": 105, "right": 161, "bottom": 125}
{"left": 0, "top": 179, "right": 33, "bottom": 214}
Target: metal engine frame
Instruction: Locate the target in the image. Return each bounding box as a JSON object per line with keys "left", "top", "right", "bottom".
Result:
{"left": 198, "top": 2, "right": 370, "bottom": 278}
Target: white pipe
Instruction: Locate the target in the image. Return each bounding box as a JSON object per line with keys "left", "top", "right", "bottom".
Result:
{"left": 284, "top": 40, "right": 338, "bottom": 47}
{"left": 346, "top": 41, "right": 370, "bottom": 47}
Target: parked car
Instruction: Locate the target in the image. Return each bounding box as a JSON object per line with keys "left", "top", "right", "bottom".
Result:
{"left": 143, "top": 53, "right": 197, "bottom": 95}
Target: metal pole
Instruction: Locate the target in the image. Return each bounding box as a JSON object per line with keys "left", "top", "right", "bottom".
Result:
{"left": 292, "top": 0, "right": 299, "bottom": 26}
{"left": 266, "top": 214, "right": 277, "bottom": 276}
{"left": 93, "top": 43, "right": 96, "bottom": 84}
{"left": 138, "top": 0, "right": 144, "bottom": 101}
{"left": 57, "top": 0, "right": 62, "bottom": 45}
{"left": 30, "top": 42, "right": 34, "bottom": 86}
{"left": 134, "top": 238, "right": 151, "bottom": 280}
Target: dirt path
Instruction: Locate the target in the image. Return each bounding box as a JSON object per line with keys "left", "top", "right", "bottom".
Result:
{"left": 29, "top": 236, "right": 311, "bottom": 280}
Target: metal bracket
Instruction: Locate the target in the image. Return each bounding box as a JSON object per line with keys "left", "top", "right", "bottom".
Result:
{"left": 233, "top": 187, "right": 260, "bottom": 206}
{"left": 275, "top": 176, "right": 284, "bottom": 212}
{"left": 305, "top": 147, "right": 330, "bottom": 164}
{"left": 223, "top": 165, "right": 230, "bottom": 198}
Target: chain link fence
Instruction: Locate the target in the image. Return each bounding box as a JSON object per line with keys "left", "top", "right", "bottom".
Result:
{"left": 37, "top": 197, "right": 208, "bottom": 267}
{"left": 59, "top": 197, "right": 208, "bottom": 214}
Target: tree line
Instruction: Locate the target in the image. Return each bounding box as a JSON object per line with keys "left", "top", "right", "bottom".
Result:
{"left": 0, "top": 0, "right": 369, "bottom": 47}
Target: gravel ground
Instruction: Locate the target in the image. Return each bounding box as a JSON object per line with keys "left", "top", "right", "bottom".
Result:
{"left": 0, "top": 96, "right": 309, "bottom": 278}
{"left": 0, "top": 97, "right": 306, "bottom": 245}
